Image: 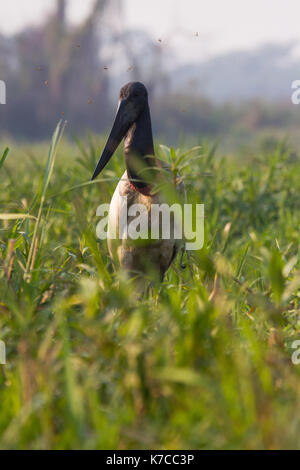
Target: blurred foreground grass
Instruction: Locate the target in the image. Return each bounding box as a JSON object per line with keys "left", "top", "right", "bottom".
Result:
{"left": 0, "top": 122, "right": 299, "bottom": 449}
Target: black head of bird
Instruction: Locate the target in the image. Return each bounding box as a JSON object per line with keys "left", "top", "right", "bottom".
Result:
{"left": 91, "top": 82, "right": 155, "bottom": 189}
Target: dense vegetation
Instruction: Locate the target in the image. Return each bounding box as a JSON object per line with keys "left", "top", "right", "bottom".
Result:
{"left": 0, "top": 122, "right": 299, "bottom": 449}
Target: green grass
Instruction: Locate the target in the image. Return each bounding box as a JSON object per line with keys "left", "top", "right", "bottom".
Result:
{"left": 0, "top": 123, "right": 299, "bottom": 449}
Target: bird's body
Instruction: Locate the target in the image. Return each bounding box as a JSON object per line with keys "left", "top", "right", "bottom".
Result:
{"left": 107, "top": 169, "right": 184, "bottom": 280}
{"left": 92, "top": 82, "right": 185, "bottom": 281}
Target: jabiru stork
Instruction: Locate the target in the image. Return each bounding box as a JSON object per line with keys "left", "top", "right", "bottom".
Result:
{"left": 91, "top": 82, "right": 185, "bottom": 281}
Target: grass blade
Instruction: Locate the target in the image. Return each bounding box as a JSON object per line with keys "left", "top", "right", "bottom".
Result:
{"left": 0, "top": 213, "right": 37, "bottom": 220}
{"left": 0, "top": 147, "right": 9, "bottom": 172}
{"left": 24, "top": 120, "right": 67, "bottom": 280}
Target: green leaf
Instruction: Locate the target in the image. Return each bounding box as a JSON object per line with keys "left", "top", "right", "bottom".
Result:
{"left": 0, "top": 147, "right": 9, "bottom": 172}
{"left": 0, "top": 213, "right": 36, "bottom": 220}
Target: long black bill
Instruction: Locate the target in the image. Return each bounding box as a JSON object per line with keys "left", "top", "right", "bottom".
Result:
{"left": 91, "top": 100, "right": 130, "bottom": 180}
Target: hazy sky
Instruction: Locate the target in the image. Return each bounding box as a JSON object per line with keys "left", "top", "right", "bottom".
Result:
{"left": 2, "top": 0, "right": 300, "bottom": 62}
